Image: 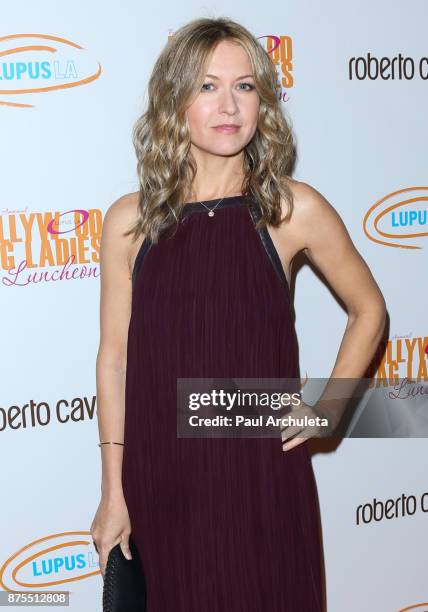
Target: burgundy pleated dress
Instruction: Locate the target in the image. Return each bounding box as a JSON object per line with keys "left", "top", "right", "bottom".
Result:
{"left": 121, "top": 194, "right": 324, "bottom": 611}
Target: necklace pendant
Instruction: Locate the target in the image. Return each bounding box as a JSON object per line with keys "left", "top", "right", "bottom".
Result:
{"left": 208, "top": 210, "right": 215, "bottom": 217}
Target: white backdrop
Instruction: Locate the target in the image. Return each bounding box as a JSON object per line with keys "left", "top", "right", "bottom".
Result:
{"left": 1, "top": 1, "right": 427, "bottom": 610}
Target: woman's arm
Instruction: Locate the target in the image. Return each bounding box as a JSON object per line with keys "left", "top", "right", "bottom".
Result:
{"left": 278, "top": 181, "right": 387, "bottom": 448}
{"left": 91, "top": 193, "right": 141, "bottom": 574}
{"left": 96, "top": 193, "right": 139, "bottom": 498}
{"left": 293, "top": 181, "right": 387, "bottom": 378}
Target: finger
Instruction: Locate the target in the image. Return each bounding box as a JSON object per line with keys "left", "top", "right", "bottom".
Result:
{"left": 280, "top": 404, "right": 325, "bottom": 442}
{"left": 282, "top": 424, "right": 322, "bottom": 449}
{"left": 282, "top": 433, "right": 302, "bottom": 450}
{"left": 280, "top": 424, "right": 304, "bottom": 441}
{"left": 120, "top": 537, "right": 133, "bottom": 561}
{"left": 283, "top": 436, "right": 306, "bottom": 451}
{"left": 99, "top": 554, "right": 107, "bottom": 577}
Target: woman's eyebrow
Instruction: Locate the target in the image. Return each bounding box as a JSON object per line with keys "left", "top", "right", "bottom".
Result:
{"left": 205, "top": 73, "right": 254, "bottom": 80}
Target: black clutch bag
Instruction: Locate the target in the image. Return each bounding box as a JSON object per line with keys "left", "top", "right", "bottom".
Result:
{"left": 102, "top": 535, "right": 146, "bottom": 612}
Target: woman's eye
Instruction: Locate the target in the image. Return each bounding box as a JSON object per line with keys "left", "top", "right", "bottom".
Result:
{"left": 201, "top": 82, "right": 255, "bottom": 92}
{"left": 238, "top": 82, "right": 255, "bottom": 91}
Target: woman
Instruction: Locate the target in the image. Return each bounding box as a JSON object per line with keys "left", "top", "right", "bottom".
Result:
{"left": 91, "top": 17, "right": 386, "bottom": 611}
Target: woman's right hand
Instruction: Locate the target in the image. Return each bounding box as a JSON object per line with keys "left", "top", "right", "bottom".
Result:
{"left": 90, "top": 491, "right": 133, "bottom": 578}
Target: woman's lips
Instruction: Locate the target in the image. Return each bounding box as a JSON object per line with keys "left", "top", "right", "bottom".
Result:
{"left": 212, "top": 125, "right": 241, "bottom": 134}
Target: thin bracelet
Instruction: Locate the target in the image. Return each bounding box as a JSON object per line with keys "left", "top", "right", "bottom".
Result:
{"left": 98, "top": 441, "right": 124, "bottom": 447}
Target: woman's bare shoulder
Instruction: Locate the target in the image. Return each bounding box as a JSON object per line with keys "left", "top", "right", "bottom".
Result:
{"left": 104, "top": 190, "right": 140, "bottom": 230}
{"left": 102, "top": 191, "right": 141, "bottom": 246}
{"left": 281, "top": 178, "right": 348, "bottom": 254}
{"left": 283, "top": 177, "right": 334, "bottom": 216}
{"left": 101, "top": 191, "right": 142, "bottom": 275}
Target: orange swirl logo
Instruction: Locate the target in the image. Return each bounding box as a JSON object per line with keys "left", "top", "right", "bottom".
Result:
{"left": 0, "top": 531, "right": 100, "bottom": 591}
{"left": 398, "top": 604, "right": 428, "bottom": 611}
{"left": 363, "top": 186, "right": 428, "bottom": 249}
{"left": 0, "top": 33, "right": 102, "bottom": 108}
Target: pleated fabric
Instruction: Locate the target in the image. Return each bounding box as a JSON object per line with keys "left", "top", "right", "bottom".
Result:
{"left": 121, "top": 195, "right": 324, "bottom": 611}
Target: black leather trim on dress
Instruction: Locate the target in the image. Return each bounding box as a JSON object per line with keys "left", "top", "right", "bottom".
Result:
{"left": 246, "top": 197, "right": 290, "bottom": 296}
{"left": 132, "top": 238, "right": 152, "bottom": 291}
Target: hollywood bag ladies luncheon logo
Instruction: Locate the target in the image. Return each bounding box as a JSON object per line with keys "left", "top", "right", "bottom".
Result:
{"left": 363, "top": 186, "right": 428, "bottom": 249}
{"left": 0, "top": 208, "right": 102, "bottom": 288}
{"left": 258, "top": 34, "right": 294, "bottom": 102}
{"left": 0, "top": 33, "right": 102, "bottom": 108}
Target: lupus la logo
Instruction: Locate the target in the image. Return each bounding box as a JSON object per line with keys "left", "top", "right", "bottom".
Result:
{"left": 0, "top": 531, "right": 99, "bottom": 591}
{"left": 0, "top": 208, "right": 102, "bottom": 287}
{"left": 0, "top": 33, "right": 102, "bottom": 108}
{"left": 398, "top": 603, "right": 428, "bottom": 611}
{"left": 363, "top": 186, "right": 428, "bottom": 249}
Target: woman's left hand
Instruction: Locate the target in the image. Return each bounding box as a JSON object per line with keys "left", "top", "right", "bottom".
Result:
{"left": 280, "top": 400, "right": 331, "bottom": 451}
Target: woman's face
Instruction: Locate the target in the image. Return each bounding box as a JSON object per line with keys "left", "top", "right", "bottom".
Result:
{"left": 185, "top": 40, "right": 260, "bottom": 157}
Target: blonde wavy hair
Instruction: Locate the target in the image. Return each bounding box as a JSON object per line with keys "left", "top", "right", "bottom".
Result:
{"left": 125, "top": 16, "right": 296, "bottom": 244}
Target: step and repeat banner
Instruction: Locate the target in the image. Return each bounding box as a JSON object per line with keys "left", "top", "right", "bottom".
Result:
{"left": 1, "top": 2, "right": 427, "bottom": 610}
